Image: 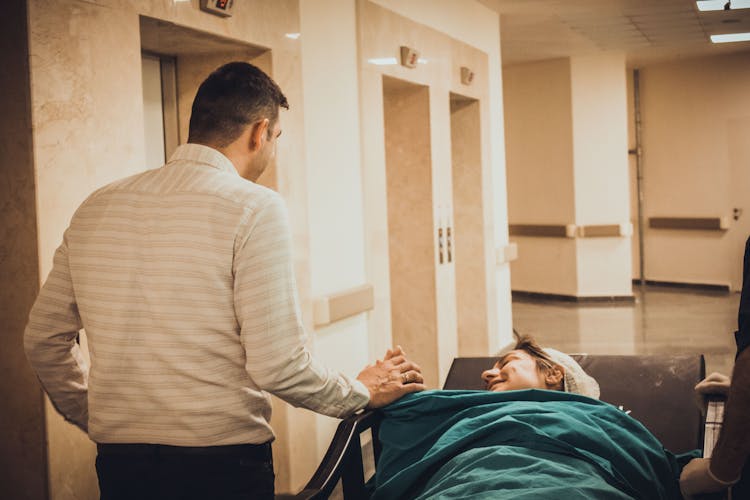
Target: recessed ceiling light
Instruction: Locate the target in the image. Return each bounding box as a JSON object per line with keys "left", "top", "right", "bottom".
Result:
{"left": 697, "top": 0, "right": 750, "bottom": 11}
{"left": 710, "top": 32, "right": 750, "bottom": 42}
{"left": 285, "top": 33, "right": 301, "bottom": 40}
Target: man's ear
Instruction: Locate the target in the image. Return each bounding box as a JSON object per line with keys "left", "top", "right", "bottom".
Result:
{"left": 545, "top": 365, "right": 565, "bottom": 390}
{"left": 248, "top": 118, "right": 270, "bottom": 152}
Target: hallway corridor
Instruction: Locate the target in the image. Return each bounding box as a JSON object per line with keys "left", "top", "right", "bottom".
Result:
{"left": 512, "top": 285, "right": 740, "bottom": 376}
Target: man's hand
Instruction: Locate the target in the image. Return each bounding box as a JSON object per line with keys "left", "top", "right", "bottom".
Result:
{"left": 693, "top": 372, "right": 731, "bottom": 415}
{"left": 680, "top": 458, "right": 737, "bottom": 499}
{"left": 356, "top": 346, "right": 426, "bottom": 408}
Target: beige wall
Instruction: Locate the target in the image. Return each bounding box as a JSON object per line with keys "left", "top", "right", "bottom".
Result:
{"left": 636, "top": 52, "right": 750, "bottom": 290}
{"left": 570, "top": 54, "right": 631, "bottom": 297}
{"left": 504, "top": 55, "right": 632, "bottom": 297}
{"left": 504, "top": 59, "right": 578, "bottom": 295}
{"left": 505, "top": 59, "right": 575, "bottom": 224}
{"left": 570, "top": 55, "right": 629, "bottom": 226}
{"left": 297, "top": 0, "right": 373, "bottom": 479}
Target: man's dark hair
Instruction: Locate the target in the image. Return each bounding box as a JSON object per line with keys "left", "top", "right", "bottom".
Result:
{"left": 188, "top": 62, "right": 289, "bottom": 147}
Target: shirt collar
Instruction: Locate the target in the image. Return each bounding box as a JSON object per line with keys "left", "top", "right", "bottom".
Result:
{"left": 168, "top": 144, "right": 239, "bottom": 177}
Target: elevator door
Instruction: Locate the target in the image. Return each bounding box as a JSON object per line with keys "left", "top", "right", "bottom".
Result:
{"left": 450, "top": 92, "right": 489, "bottom": 355}
{"left": 141, "top": 53, "right": 178, "bottom": 169}
{"left": 382, "top": 76, "right": 439, "bottom": 387}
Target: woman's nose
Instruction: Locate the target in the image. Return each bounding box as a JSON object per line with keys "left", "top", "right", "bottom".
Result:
{"left": 481, "top": 367, "right": 499, "bottom": 382}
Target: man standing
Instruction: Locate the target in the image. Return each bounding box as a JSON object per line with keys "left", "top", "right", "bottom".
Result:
{"left": 680, "top": 235, "right": 750, "bottom": 498}
{"left": 25, "top": 62, "right": 424, "bottom": 500}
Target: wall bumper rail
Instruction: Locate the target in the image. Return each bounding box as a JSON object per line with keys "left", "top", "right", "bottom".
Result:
{"left": 313, "top": 284, "right": 374, "bottom": 328}
{"left": 648, "top": 217, "right": 730, "bottom": 231}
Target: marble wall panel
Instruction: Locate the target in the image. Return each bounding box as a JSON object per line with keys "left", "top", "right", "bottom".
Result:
{"left": 0, "top": 2, "right": 47, "bottom": 499}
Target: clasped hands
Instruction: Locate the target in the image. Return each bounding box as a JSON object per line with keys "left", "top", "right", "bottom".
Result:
{"left": 356, "top": 345, "right": 426, "bottom": 408}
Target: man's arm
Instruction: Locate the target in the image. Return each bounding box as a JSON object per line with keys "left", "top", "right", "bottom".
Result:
{"left": 356, "top": 345, "right": 425, "bottom": 409}
{"left": 24, "top": 231, "right": 88, "bottom": 432}
{"left": 680, "top": 348, "right": 750, "bottom": 496}
{"left": 709, "top": 347, "right": 750, "bottom": 479}
{"left": 681, "top": 236, "right": 750, "bottom": 497}
{"left": 233, "top": 196, "right": 423, "bottom": 418}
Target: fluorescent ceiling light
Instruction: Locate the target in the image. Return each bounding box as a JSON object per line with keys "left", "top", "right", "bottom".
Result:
{"left": 711, "top": 32, "right": 750, "bottom": 42}
{"left": 697, "top": 0, "right": 750, "bottom": 11}
{"left": 368, "top": 57, "right": 398, "bottom": 65}
{"left": 285, "top": 33, "right": 301, "bottom": 40}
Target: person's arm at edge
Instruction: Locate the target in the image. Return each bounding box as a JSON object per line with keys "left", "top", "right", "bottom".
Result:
{"left": 680, "top": 348, "right": 750, "bottom": 497}
{"left": 709, "top": 347, "right": 750, "bottom": 481}
{"left": 709, "top": 235, "right": 750, "bottom": 482}
{"left": 23, "top": 229, "right": 88, "bottom": 432}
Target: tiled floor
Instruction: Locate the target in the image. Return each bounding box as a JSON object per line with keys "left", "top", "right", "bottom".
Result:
{"left": 511, "top": 285, "right": 740, "bottom": 376}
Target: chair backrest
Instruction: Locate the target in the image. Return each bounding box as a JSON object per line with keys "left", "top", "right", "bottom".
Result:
{"left": 443, "top": 354, "right": 705, "bottom": 454}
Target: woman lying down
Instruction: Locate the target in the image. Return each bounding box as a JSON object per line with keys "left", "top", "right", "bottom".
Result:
{"left": 371, "top": 336, "right": 696, "bottom": 500}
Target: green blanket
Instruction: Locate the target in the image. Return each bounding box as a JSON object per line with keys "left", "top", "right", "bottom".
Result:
{"left": 372, "top": 390, "right": 695, "bottom": 499}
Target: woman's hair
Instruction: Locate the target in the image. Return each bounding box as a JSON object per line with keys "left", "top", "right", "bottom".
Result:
{"left": 499, "top": 330, "right": 601, "bottom": 399}
{"left": 513, "top": 334, "right": 559, "bottom": 376}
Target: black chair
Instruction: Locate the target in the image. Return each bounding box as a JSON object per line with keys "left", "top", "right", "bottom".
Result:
{"left": 292, "top": 354, "right": 716, "bottom": 500}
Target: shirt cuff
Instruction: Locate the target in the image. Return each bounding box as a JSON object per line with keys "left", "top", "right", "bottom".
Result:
{"left": 350, "top": 379, "right": 371, "bottom": 411}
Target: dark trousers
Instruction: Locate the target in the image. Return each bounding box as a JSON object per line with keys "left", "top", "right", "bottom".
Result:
{"left": 95, "top": 443, "right": 274, "bottom": 500}
{"left": 733, "top": 235, "right": 750, "bottom": 496}
{"left": 734, "top": 460, "right": 750, "bottom": 499}
{"left": 737, "top": 235, "right": 750, "bottom": 355}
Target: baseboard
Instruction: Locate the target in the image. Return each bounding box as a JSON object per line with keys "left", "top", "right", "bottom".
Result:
{"left": 631, "top": 279, "right": 731, "bottom": 293}
{"left": 511, "top": 290, "right": 635, "bottom": 303}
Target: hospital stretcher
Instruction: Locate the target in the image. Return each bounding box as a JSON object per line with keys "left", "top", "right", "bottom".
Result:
{"left": 290, "top": 354, "right": 726, "bottom": 499}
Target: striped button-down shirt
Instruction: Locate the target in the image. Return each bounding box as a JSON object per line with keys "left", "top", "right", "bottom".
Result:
{"left": 25, "top": 144, "right": 369, "bottom": 446}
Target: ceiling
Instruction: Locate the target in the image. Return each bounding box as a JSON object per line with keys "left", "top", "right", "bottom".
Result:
{"left": 478, "top": 0, "right": 750, "bottom": 66}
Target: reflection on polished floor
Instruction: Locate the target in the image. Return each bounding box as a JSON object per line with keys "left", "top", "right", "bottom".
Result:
{"left": 512, "top": 285, "right": 740, "bottom": 376}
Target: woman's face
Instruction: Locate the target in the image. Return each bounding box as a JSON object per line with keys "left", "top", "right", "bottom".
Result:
{"left": 481, "top": 350, "right": 550, "bottom": 392}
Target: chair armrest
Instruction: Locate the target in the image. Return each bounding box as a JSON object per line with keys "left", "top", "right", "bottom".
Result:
{"left": 703, "top": 395, "right": 727, "bottom": 458}
{"left": 289, "top": 489, "right": 326, "bottom": 500}
{"left": 293, "top": 410, "right": 382, "bottom": 500}
{"left": 698, "top": 397, "right": 733, "bottom": 500}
